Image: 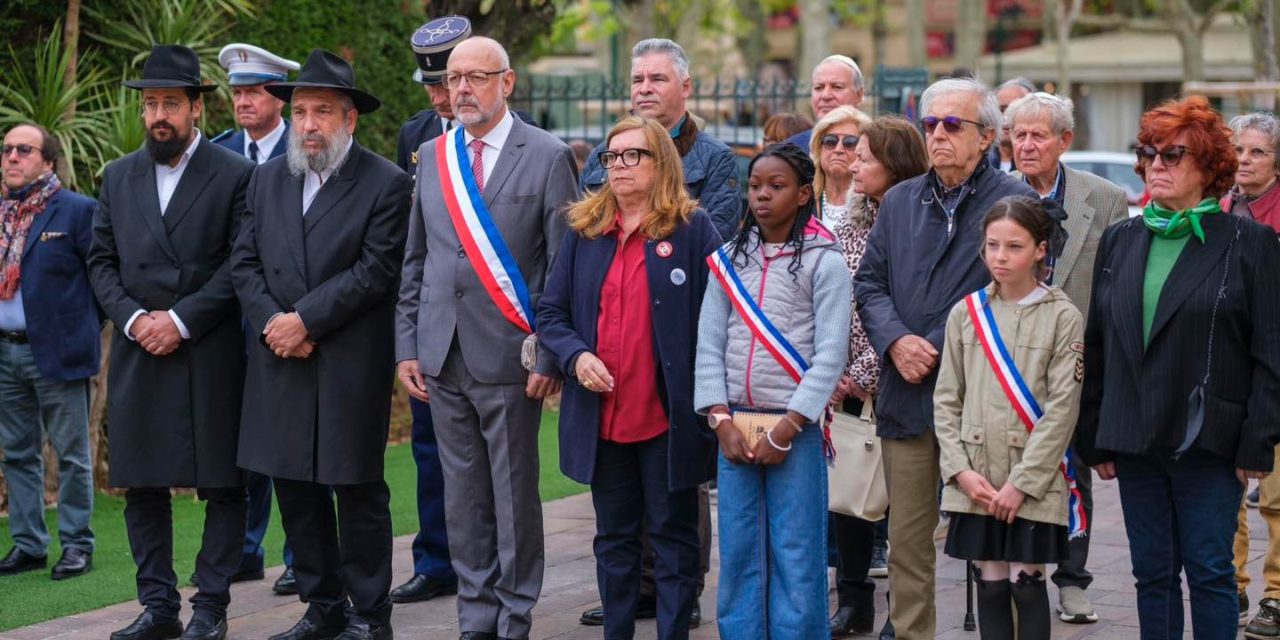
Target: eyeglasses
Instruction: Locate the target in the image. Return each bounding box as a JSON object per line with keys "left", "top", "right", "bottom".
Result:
{"left": 599, "top": 148, "right": 653, "bottom": 169}
{"left": 919, "top": 115, "right": 985, "bottom": 135}
{"left": 142, "top": 99, "right": 187, "bottom": 116}
{"left": 1136, "top": 144, "right": 1189, "bottom": 168}
{"left": 1, "top": 144, "right": 39, "bottom": 158}
{"left": 445, "top": 69, "right": 508, "bottom": 89}
{"left": 1235, "top": 145, "right": 1275, "bottom": 161}
{"left": 821, "top": 134, "right": 859, "bottom": 151}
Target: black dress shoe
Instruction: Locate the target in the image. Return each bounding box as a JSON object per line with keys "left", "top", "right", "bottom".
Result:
{"left": 231, "top": 566, "right": 265, "bottom": 582}
{"left": 0, "top": 547, "right": 47, "bottom": 576}
{"left": 830, "top": 605, "right": 874, "bottom": 637}
{"left": 334, "top": 621, "right": 392, "bottom": 640}
{"left": 458, "top": 633, "right": 497, "bottom": 640}
{"left": 110, "top": 611, "right": 184, "bottom": 640}
{"left": 390, "top": 574, "right": 458, "bottom": 603}
{"left": 181, "top": 614, "right": 228, "bottom": 640}
{"left": 578, "top": 606, "right": 604, "bottom": 626}
{"left": 267, "top": 616, "right": 343, "bottom": 640}
{"left": 51, "top": 547, "right": 92, "bottom": 580}
{"left": 273, "top": 567, "right": 299, "bottom": 595}
{"left": 689, "top": 601, "right": 701, "bottom": 628}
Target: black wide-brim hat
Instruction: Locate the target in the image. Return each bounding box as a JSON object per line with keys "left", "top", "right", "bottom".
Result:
{"left": 264, "top": 49, "right": 381, "bottom": 114}
{"left": 123, "top": 44, "right": 217, "bottom": 92}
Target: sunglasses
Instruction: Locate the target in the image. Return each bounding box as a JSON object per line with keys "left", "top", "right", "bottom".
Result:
{"left": 1136, "top": 144, "right": 1189, "bottom": 168}
{"left": 919, "top": 115, "right": 985, "bottom": 135}
{"left": 821, "top": 134, "right": 859, "bottom": 151}
{"left": 1, "top": 144, "right": 38, "bottom": 158}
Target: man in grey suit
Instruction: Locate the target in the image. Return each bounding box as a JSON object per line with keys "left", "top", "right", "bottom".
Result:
{"left": 1006, "top": 90, "right": 1129, "bottom": 625}
{"left": 395, "top": 36, "right": 578, "bottom": 640}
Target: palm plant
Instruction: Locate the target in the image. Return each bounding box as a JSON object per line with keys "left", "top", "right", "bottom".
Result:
{"left": 95, "top": 68, "right": 148, "bottom": 169}
{"left": 0, "top": 20, "right": 114, "bottom": 193}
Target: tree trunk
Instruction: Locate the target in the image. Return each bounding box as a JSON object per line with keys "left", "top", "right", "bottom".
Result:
{"left": 1055, "top": 0, "right": 1082, "bottom": 97}
{"left": 1252, "top": 0, "right": 1280, "bottom": 81}
{"left": 954, "top": 0, "right": 987, "bottom": 72}
{"left": 60, "top": 0, "right": 83, "bottom": 182}
{"left": 797, "top": 0, "right": 832, "bottom": 114}
{"left": 734, "top": 0, "right": 766, "bottom": 79}
{"left": 906, "top": 0, "right": 927, "bottom": 67}
{"left": 871, "top": 0, "right": 888, "bottom": 72}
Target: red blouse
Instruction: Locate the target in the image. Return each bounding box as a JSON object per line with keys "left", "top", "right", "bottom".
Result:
{"left": 595, "top": 223, "right": 668, "bottom": 443}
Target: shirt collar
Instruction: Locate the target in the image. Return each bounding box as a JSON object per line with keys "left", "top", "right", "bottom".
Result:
{"left": 312, "top": 136, "right": 354, "bottom": 183}
{"left": 464, "top": 109, "right": 514, "bottom": 153}
{"left": 669, "top": 114, "right": 687, "bottom": 138}
{"left": 248, "top": 118, "right": 287, "bottom": 154}
{"left": 159, "top": 129, "right": 202, "bottom": 171}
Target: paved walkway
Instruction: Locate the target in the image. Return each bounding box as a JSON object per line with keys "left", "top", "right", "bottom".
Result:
{"left": 4, "top": 477, "right": 1271, "bottom": 639}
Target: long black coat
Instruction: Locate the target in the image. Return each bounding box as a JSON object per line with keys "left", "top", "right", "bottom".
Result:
{"left": 87, "top": 137, "right": 254, "bottom": 488}
{"left": 232, "top": 141, "right": 412, "bottom": 485}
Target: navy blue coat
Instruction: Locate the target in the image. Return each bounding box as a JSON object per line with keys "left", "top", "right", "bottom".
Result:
{"left": 17, "top": 188, "right": 101, "bottom": 381}
{"left": 539, "top": 209, "right": 722, "bottom": 490}
{"left": 215, "top": 120, "right": 290, "bottom": 161}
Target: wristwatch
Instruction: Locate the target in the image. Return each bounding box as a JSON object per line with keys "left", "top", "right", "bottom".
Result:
{"left": 708, "top": 412, "right": 731, "bottom": 430}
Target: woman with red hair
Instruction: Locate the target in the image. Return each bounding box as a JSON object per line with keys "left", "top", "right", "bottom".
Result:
{"left": 1076, "top": 96, "right": 1280, "bottom": 638}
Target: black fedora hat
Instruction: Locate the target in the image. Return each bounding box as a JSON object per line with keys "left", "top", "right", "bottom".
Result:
{"left": 265, "top": 49, "right": 381, "bottom": 114}
{"left": 123, "top": 45, "right": 217, "bottom": 92}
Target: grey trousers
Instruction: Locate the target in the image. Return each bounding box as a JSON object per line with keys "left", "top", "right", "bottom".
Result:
{"left": 427, "top": 340, "right": 545, "bottom": 640}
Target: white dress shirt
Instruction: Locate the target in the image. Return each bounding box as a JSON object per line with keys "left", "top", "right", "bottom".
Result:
{"left": 303, "top": 137, "right": 354, "bottom": 215}
{"left": 462, "top": 109, "right": 514, "bottom": 187}
{"left": 125, "top": 130, "right": 205, "bottom": 342}
{"left": 246, "top": 119, "right": 287, "bottom": 164}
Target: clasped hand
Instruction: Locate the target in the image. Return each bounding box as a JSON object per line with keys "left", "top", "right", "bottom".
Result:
{"left": 889, "top": 334, "right": 938, "bottom": 384}
{"left": 132, "top": 311, "right": 182, "bottom": 356}
{"left": 264, "top": 312, "right": 314, "bottom": 359}
{"left": 955, "top": 470, "right": 1025, "bottom": 524}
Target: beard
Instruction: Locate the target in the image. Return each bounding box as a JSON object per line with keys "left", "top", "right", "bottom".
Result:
{"left": 453, "top": 97, "right": 501, "bottom": 127}
{"left": 286, "top": 126, "right": 352, "bottom": 178}
{"left": 145, "top": 123, "right": 191, "bottom": 165}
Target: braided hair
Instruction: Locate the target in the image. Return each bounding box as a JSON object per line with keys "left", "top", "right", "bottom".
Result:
{"left": 731, "top": 142, "right": 818, "bottom": 279}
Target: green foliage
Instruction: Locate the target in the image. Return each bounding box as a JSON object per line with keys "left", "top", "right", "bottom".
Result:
{"left": 96, "top": 69, "right": 148, "bottom": 168}
{"left": 0, "top": 20, "right": 115, "bottom": 192}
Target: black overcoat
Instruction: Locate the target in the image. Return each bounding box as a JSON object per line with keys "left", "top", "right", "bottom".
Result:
{"left": 232, "top": 141, "right": 412, "bottom": 485}
{"left": 87, "top": 137, "right": 254, "bottom": 488}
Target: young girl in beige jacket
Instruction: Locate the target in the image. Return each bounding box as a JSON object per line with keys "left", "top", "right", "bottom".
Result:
{"left": 934, "top": 195, "right": 1085, "bottom": 640}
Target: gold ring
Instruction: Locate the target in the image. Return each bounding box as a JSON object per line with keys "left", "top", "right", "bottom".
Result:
{"left": 584, "top": 380, "right": 595, "bottom": 390}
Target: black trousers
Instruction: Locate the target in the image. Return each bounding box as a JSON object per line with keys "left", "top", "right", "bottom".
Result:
{"left": 830, "top": 512, "right": 881, "bottom": 606}
{"left": 123, "top": 487, "right": 248, "bottom": 619}
{"left": 1051, "top": 448, "right": 1094, "bottom": 590}
{"left": 592, "top": 434, "right": 700, "bottom": 640}
{"left": 274, "top": 477, "right": 393, "bottom": 628}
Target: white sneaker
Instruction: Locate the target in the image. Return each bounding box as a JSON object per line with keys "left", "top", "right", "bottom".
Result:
{"left": 1057, "top": 586, "right": 1099, "bottom": 623}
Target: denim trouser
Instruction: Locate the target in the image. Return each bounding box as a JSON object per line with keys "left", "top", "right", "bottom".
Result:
{"left": 0, "top": 341, "right": 94, "bottom": 556}
{"left": 1116, "top": 449, "right": 1243, "bottom": 639}
{"left": 717, "top": 424, "right": 827, "bottom": 639}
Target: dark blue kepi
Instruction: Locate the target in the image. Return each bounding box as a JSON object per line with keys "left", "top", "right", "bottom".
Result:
{"left": 410, "top": 15, "right": 472, "bottom": 85}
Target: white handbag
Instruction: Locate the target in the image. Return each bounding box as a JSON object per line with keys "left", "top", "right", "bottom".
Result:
{"left": 827, "top": 400, "right": 888, "bottom": 521}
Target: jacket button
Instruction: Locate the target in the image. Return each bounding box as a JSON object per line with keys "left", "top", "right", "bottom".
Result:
{"left": 654, "top": 299, "right": 662, "bottom": 306}
{"left": 458, "top": 249, "right": 466, "bottom": 258}
{"left": 273, "top": 268, "right": 281, "bottom": 274}
{"left": 455, "top": 291, "right": 463, "bottom": 299}
{"left": 664, "top": 361, "right": 671, "bottom": 368}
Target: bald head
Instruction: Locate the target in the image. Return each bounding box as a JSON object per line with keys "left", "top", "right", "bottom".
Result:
{"left": 450, "top": 37, "right": 510, "bottom": 71}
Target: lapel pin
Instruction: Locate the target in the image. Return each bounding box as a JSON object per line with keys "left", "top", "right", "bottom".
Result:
{"left": 656, "top": 241, "right": 673, "bottom": 258}
{"left": 670, "top": 268, "right": 686, "bottom": 285}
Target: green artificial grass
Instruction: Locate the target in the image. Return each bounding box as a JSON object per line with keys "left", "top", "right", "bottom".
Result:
{"left": 0, "top": 410, "right": 584, "bottom": 631}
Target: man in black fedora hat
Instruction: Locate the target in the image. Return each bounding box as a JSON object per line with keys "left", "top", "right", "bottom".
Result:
{"left": 232, "top": 48, "right": 411, "bottom": 640}
{"left": 88, "top": 44, "right": 255, "bottom": 640}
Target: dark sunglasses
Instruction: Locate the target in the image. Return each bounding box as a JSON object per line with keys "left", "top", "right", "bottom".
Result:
{"left": 1136, "top": 144, "right": 1189, "bottom": 168}
{"left": 919, "top": 115, "right": 985, "bottom": 135}
{"left": 820, "top": 134, "right": 859, "bottom": 151}
{"left": 1, "top": 144, "right": 38, "bottom": 158}
{"left": 599, "top": 148, "right": 653, "bottom": 169}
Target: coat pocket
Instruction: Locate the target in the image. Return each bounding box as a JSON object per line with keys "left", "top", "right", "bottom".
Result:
{"left": 960, "top": 424, "right": 987, "bottom": 478}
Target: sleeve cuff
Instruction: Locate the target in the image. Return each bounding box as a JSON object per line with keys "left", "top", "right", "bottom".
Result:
{"left": 123, "top": 309, "right": 148, "bottom": 341}
{"left": 167, "top": 310, "right": 191, "bottom": 340}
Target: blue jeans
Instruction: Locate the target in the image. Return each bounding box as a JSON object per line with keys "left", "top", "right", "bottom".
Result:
{"left": 716, "top": 424, "right": 827, "bottom": 639}
{"left": 1116, "top": 450, "right": 1243, "bottom": 639}
{"left": 0, "top": 341, "right": 94, "bottom": 556}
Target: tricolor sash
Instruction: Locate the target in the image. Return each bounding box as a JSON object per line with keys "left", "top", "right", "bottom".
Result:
{"left": 964, "top": 288, "right": 1087, "bottom": 539}
{"left": 435, "top": 126, "right": 535, "bottom": 334}
{"left": 707, "top": 247, "right": 807, "bottom": 383}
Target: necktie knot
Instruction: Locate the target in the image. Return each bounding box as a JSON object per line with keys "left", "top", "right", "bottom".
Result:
{"left": 248, "top": 140, "right": 259, "bottom": 163}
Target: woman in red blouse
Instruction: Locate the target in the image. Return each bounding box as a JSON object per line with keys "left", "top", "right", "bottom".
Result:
{"left": 539, "top": 116, "right": 723, "bottom": 640}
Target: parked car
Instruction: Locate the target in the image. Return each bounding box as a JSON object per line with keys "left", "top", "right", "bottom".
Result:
{"left": 1062, "top": 150, "right": 1144, "bottom": 217}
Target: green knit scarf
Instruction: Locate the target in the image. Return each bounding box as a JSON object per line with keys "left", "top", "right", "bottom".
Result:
{"left": 1141, "top": 198, "right": 1222, "bottom": 243}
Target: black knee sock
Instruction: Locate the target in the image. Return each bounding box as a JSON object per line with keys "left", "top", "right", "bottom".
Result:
{"left": 1010, "top": 571, "right": 1051, "bottom": 640}
{"left": 975, "top": 578, "right": 1014, "bottom": 640}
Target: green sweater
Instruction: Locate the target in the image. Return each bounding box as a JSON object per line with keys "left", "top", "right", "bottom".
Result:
{"left": 1143, "top": 234, "right": 1190, "bottom": 345}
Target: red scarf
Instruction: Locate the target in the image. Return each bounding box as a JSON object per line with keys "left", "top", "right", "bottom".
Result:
{"left": 0, "top": 172, "right": 61, "bottom": 300}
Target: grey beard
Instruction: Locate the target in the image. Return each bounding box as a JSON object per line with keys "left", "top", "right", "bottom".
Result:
{"left": 287, "top": 127, "right": 351, "bottom": 178}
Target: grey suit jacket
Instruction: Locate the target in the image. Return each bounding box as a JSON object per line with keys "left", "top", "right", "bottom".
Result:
{"left": 1053, "top": 165, "right": 1129, "bottom": 319}
{"left": 396, "top": 113, "right": 579, "bottom": 384}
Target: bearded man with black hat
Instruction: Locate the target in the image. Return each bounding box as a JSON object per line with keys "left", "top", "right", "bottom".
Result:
{"left": 88, "top": 44, "right": 255, "bottom": 640}
{"left": 231, "top": 48, "right": 412, "bottom": 640}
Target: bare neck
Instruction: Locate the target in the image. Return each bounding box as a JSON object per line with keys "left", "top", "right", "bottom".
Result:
{"left": 245, "top": 115, "right": 282, "bottom": 142}
{"left": 826, "top": 175, "right": 852, "bottom": 206}
{"left": 1025, "top": 164, "right": 1060, "bottom": 196}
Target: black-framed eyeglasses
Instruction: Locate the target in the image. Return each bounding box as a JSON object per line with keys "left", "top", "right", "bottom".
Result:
{"left": 600, "top": 148, "right": 653, "bottom": 169}
{"left": 1, "top": 144, "right": 39, "bottom": 158}
{"left": 821, "top": 134, "right": 859, "bottom": 151}
{"left": 1136, "top": 144, "right": 1189, "bottom": 168}
{"left": 919, "top": 115, "right": 985, "bottom": 135}
{"left": 445, "top": 69, "right": 508, "bottom": 89}
{"left": 1235, "top": 145, "right": 1276, "bottom": 161}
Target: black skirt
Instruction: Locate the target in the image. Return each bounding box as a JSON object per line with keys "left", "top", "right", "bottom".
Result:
{"left": 943, "top": 512, "right": 1069, "bottom": 564}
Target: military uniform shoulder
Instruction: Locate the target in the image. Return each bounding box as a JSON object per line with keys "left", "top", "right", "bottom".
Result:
{"left": 404, "top": 108, "right": 438, "bottom": 125}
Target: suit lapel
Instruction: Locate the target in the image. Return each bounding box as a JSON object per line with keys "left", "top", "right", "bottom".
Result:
{"left": 1056, "top": 167, "right": 1095, "bottom": 284}
{"left": 129, "top": 156, "right": 178, "bottom": 261}
{"left": 161, "top": 139, "right": 217, "bottom": 233}
{"left": 280, "top": 171, "right": 308, "bottom": 278}
{"left": 1112, "top": 222, "right": 1149, "bottom": 369}
{"left": 303, "top": 142, "right": 361, "bottom": 234}
{"left": 482, "top": 116, "right": 526, "bottom": 208}
{"left": 21, "top": 196, "right": 58, "bottom": 266}
{"left": 1147, "top": 214, "right": 1237, "bottom": 343}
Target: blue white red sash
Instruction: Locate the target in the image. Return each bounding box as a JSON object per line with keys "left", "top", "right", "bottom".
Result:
{"left": 707, "top": 247, "right": 807, "bottom": 383}
{"left": 435, "top": 127, "right": 535, "bottom": 334}
{"left": 964, "top": 288, "right": 1087, "bottom": 539}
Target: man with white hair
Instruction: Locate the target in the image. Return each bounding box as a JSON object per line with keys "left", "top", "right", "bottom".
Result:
{"left": 232, "top": 49, "right": 411, "bottom": 640}
{"left": 784, "top": 54, "right": 865, "bottom": 150}
{"left": 990, "top": 77, "right": 1035, "bottom": 171}
{"left": 1006, "top": 90, "right": 1128, "bottom": 625}
{"left": 855, "top": 77, "right": 1036, "bottom": 639}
